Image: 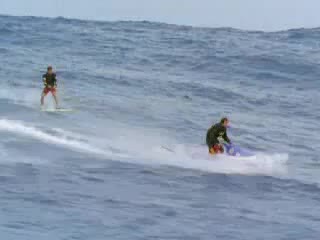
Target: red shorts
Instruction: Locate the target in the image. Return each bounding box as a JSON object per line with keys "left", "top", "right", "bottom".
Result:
{"left": 209, "top": 144, "right": 224, "bottom": 155}
{"left": 42, "top": 87, "right": 57, "bottom": 96}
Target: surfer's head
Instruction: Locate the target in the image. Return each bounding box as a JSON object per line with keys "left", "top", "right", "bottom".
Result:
{"left": 220, "top": 117, "right": 229, "bottom": 127}
{"left": 47, "top": 66, "right": 53, "bottom": 74}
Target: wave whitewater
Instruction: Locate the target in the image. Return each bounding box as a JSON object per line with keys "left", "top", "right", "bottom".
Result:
{"left": 0, "top": 118, "right": 288, "bottom": 176}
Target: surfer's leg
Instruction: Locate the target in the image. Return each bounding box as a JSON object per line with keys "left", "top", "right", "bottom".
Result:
{"left": 52, "top": 89, "right": 59, "bottom": 108}
{"left": 41, "top": 88, "right": 48, "bottom": 106}
{"left": 40, "top": 95, "right": 44, "bottom": 106}
{"left": 208, "top": 139, "right": 220, "bottom": 154}
{"left": 218, "top": 144, "right": 224, "bottom": 153}
{"left": 209, "top": 146, "right": 216, "bottom": 155}
{"left": 210, "top": 144, "right": 224, "bottom": 154}
{"left": 209, "top": 139, "right": 224, "bottom": 154}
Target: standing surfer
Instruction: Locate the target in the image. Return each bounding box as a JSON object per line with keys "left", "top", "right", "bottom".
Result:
{"left": 41, "top": 66, "right": 59, "bottom": 109}
{"left": 206, "top": 117, "right": 231, "bottom": 155}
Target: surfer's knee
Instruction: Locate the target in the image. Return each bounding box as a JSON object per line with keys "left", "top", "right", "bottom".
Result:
{"left": 209, "top": 144, "right": 224, "bottom": 155}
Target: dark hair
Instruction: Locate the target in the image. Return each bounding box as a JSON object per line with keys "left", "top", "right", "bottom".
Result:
{"left": 220, "top": 117, "right": 229, "bottom": 124}
{"left": 47, "top": 66, "right": 53, "bottom": 71}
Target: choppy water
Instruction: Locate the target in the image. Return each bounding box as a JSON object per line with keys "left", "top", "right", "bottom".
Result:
{"left": 0, "top": 15, "right": 320, "bottom": 239}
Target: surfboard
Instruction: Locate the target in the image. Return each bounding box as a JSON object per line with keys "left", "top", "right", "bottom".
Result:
{"left": 41, "top": 108, "right": 75, "bottom": 112}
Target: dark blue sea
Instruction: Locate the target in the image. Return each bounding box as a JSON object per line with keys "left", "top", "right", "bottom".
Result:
{"left": 0, "top": 15, "right": 319, "bottom": 239}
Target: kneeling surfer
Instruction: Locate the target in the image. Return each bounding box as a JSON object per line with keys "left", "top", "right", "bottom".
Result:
{"left": 206, "top": 117, "right": 231, "bottom": 155}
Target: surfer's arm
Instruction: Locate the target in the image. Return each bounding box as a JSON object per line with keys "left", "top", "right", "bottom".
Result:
{"left": 53, "top": 74, "right": 57, "bottom": 88}
{"left": 42, "top": 75, "right": 47, "bottom": 87}
{"left": 222, "top": 132, "right": 231, "bottom": 144}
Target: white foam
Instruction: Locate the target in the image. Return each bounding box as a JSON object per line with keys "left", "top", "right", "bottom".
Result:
{"left": 0, "top": 86, "right": 60, "bottom": 110}
{"left": 0, "top": 119, "right": 288, "bottom": 176}
{"left": 134, "top": 144, "right": 289, "bottom": 176}
{"left": 0, "top": 119, "right": 109, "bottom": 157}
{"left": 0, "top": 87, "right": 40, "bottom": 108}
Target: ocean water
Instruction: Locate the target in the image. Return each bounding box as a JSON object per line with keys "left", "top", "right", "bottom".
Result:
{"left": 0, "top": 15, "right": 320, "bottom": 239}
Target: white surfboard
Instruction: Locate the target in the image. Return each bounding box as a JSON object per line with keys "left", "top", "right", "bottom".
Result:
{"left": 41, "top": 108, "right": 75, "bottom": 112}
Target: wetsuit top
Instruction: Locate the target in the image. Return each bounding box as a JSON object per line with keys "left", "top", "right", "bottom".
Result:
{"left": 206, "top": 123, "right": 231, "bottom": 146}
{"left": 43, "top": 73, "right": 57, "bottom": 87}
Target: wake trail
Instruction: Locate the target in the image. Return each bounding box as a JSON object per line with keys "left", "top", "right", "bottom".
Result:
{"left": 0, "top": 119, "right": 289, "bottom": 176}
{"left": 0, "top": 119, "right": 109, "bottom": 156}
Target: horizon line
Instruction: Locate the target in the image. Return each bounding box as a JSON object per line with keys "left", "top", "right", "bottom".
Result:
{"left": 1, "top": 13, "right": 319, "bottom": 34}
